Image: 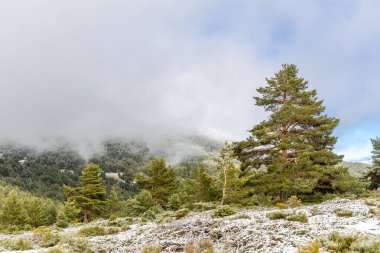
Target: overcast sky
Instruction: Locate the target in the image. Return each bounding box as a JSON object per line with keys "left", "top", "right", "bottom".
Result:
{"left": 0, "top": 0, "right": 379, "bottom": 161}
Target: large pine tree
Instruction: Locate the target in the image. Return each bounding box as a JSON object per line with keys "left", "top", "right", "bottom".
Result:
{"left": 64, "top": 164, "right": 106, "bottom": 222}
{"left": 234, "top": 64, "right": 353, "bottom": 200}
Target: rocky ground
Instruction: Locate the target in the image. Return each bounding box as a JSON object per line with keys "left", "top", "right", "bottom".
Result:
{"left": 0, "top": 198, "right": 379, "bottom": 253}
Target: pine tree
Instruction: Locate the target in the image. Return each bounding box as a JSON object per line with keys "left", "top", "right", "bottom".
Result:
{"left": 234, "top": 64, "right": 348, "bottom": 200}
{"left": 365, "top": 137, "right": 380, "bottom": 190}
{"left": 182, "top": 163, "right": 220, "bottom": 203}
{"left": 64, "top": 164, "right": 106, "bottom": 222}
{"left": 135, "top": 158, "right": 177, "bottom": 208}
{"left": 216, "top": 143, "right": 249, "bottom": 204}
{"left": 0, "top": 190, "right": 27, "bottom": 229}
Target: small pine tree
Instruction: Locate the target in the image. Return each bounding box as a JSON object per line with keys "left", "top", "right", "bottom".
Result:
{"left": 64, "top": 164, "right": 107, "bottom": 222}
{"left": 107, "top": 184, "right": 125, "bottom": 217}
{"left": 366, "top": 137, "right": 380, "bottom": 190}
{"left": 135, "top": 158, "right": 177, "bottom": 208}
{"left": 182, "top": 163, "right": 220, "bottom": 204}
{"left": 125, "top": 190, "right": 159, "bottom": 216}
{"left": 0, "top": 190, "right": 27, "bottom": 229}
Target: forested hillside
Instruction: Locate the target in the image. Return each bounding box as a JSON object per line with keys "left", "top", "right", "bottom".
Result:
{"left": 0, "top": 65, "right": 379, "bottom": 253}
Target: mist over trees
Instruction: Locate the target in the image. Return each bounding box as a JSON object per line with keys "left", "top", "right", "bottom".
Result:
{"left": 0, "top": 64, "right": 377, "bottom": 235}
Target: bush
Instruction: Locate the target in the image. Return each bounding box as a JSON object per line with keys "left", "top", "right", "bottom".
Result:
{"left": 211, "top": 206, "right": 236, "bottom": 218}
{"left": 297, "top": 240, "right": 321, "bottom": 253}
{"left": 350, "top": 236, "right": 380, "bottom": 253}
{"left": 141, "top": 245, "right": 161, "bottom": 253}
{"left": 0, "top": 238, "right": 34, "bottom": 251}
{"left": 326, "top": 232, "right": 358, "bottom": 252}
{"left": 286, "top": 213, "right": 308, "bottom": 223}
{"left": 276, "top": 203, "right": 289, "bottom": 209}
{"left": 78, "top": 225, "right": 121, "bottom": 237}
{"left": 192, "top": 202, "right": 218, "bottom": 211}
{"left": 287, "top": 196, "right": 302, "bottom": 208}
{"left": 199, "top": 239, "right": 214, "bottom": 253}
{"left": 266, "top": 211, "right": 289, "bottom": 220}
{"left": 46, "top": 248, "right": 65, "bottom": 253}
{"left": 64, "top": 238, "right": 94, "bottom": 253}
{"left": 176, "top": 208, "right": 190, "bottom": 219}
{"left": 334, "top": 209, "right": 353, "bottom": 217}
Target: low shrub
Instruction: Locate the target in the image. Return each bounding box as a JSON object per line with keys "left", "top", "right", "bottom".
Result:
{"left": 266, "top": 211, "right": 289, "bottom": 220}
{"left": 211, "top": 206, "right": 236, "bottom": 218}
{"left": 64, "top": 237, "right": 94, "bottom": 253}
{"left": 32, "top": 227, "right": 61, "bottom": 248}
{"left": 230, "top": 214, "right": 250, "bottom": 220}
{"left": 326, "top": 232, "right": 358, "bottom": 252}
{"left": 46, "top": 247, "right": 65, "bottom": 253}
{"left": 106, "top": 218, "right": 131, "bottom": 230}
{"left": 369, "top": 208, "right": 380, "bottom": 217}
{"left": 176, "top": 208, "right": 190, "bottom": 219}
{"left": 185, "top": 241, "right": 196, "bottom": 253}
{"left": 276, "top": 203, "right": 289, "bottom": 209}
{"left": 350, "top": 236, "right": 380, "bottom": 253}
{"left": 199, "top": 239, "right": 214, "bottom": 253}
{"left": 287, "top": 196, "right": 302, "bottom": 208}
{"left": 334, "top": 209, "right": 353, "bottom": 217}
{"left": 193, "top": 202, "right": 218, "bottom": 211}
{"left": 141, "top": 245, "right": 161, "bottom": 253}
{"left": 297, "top": 240, "right": 321, "bottom": 253}
{"left": 0, "top": 238, "right": 34, "bottom": 251}
{"left": 287, "top": 213, "right": 308, "bottom": 223}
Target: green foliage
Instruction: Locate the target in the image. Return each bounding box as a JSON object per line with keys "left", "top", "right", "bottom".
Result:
{"left": 234, "top": 64, "right": 361, "bottom": 201}
{"left": 297, "top": 240, "right": 321, "bottom": 253}
{"left": 0, "top": 144, "right": 84, "bottom": 201}
{"left": 0, "top": 183, "right": 59, "bottom": 231}
{"left": 334, "top": 209, "right": 354, "bottom": 217}
{"left": 32, "top": 227, "right": 60, "bottom": 247}
{"left": 0, "top": 238, "right": 34, "bottom": 251}
{"left": 199, "top": 239, "right": 214, "bottom": 253}
{"left": 286, "top": 213, "right": 308, "bottom": 223}
{"left": 216, "top": 143, "right": 250, "bottom": 205}
{"left": 64, "top": 237, "right": 94, "bottom": 253}
{"left": 365, "top": 137, "right": 380, "bottom": 190}
{"left": 141, "top": 245, "right": 162, "bottom": 253}
{"left": 89, "top": 138, "right": 150, "bottom": 196}
{"left": 64, "top": 164, "right": 107, "bottom": 222}
{"left": 266, "top": 211, "right": 289, "bottom": 220}
{"left": 136, "top": 158, "right": 177, "bottom": 208}
{"left": 175, "top": 208, "right": 190, "bottom": 219}
{"left": 125, "top": 190, "right": 160, "bottom": 216}
{"left": 287, "top": 196, "right": 302, "bottom": 208}
{"left": 192, "top": 202, "right": 218, "bottom": 211}
{"left": 211, "top": 206, "right": 236, "bottom": 218}
{"left": 276, "top": 203, "right": 289, "bottom": 209}
{"left": 350, "top": 236, "right": 380, "bottom": 253}
{"left": 181, "top": 163, "right": 221, "bottom": 205}
{"left": 326, "top": 232, "right": 358, "bottom": 252}
{"left": 46, "top": 248, "right": 65, "bottom": 253}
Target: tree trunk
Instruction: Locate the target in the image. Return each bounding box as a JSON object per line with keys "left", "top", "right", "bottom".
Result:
{"left": 83, "top": 210, "right": 88, "bottom": 223}
{"left": 221, "top": 162, "right": 227, "bottom": 205}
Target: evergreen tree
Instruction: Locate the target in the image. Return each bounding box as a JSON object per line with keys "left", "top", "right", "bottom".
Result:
{"left": 64, "top": 164, "right": 107, "bottom": 222}
{"left": 0, "top": 190, "right": 27, "bottom": 229}
{"left": 234, "top": 64, "right": 351, "bottom": 200}
{"left": 365, "top": 137, "right": 380, "bottom": 190}
{"left": 135, "top": 158, "right": 177, "bottom": 208}
{"left": 182, "top": 163, "right": 220, "bottom": 204}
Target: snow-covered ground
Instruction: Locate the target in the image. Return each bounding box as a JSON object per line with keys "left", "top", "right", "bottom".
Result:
{"left": 0, "top": 198, "right": 379, "bottom": 253}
